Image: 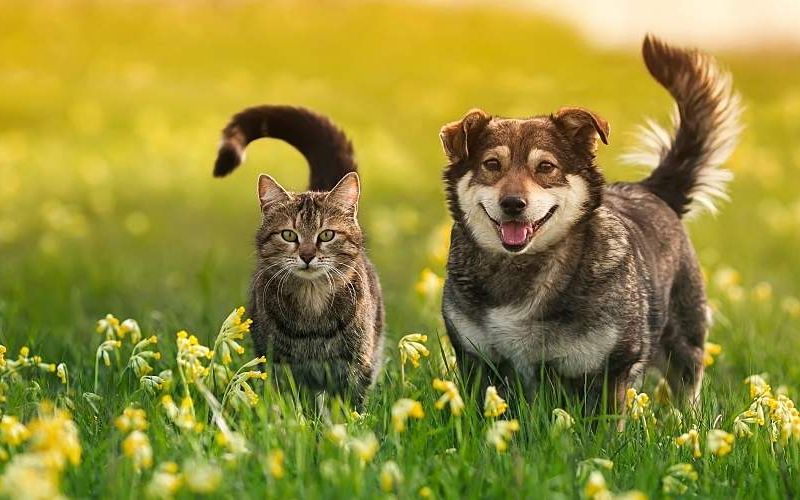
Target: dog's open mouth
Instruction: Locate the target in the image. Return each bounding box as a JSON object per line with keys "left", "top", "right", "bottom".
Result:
{"left": 481, "top": 204, "right": 558, "bottom": 252}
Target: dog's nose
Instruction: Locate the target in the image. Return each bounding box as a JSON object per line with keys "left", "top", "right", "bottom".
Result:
{"left": 499, "top": 196, "right": 527, "bottom": 215}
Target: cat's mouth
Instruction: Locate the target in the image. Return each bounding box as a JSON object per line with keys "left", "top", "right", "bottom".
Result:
{"left": 294, "top": 264, "right": 325, "bottom": 279}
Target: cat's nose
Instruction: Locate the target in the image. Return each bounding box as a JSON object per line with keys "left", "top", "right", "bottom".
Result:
{"left": 299, "top": 252, "right": 315, "bottom": 264}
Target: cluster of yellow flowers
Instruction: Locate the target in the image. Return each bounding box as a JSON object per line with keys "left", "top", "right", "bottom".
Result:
{"left": 660, "top": 463, "right": 698, "bottom": 495}
{"left": 327, "top": 425, "right": 380, "bottom": 465}
{"left": 398, "top": 334, "right": 430, "bottom": 370}
{"left": 432, "top": 378, "right": 465, "bottom": 416}
{"left": 0, "top": 403, "right": 82, "bottom": 500}
{"left": 734, "top": 374, "right": 800, "bottom": 444}
{"left": 161, "top": 395, "right": 203, "bottom": 433}
{"left": 483, "top": 386, "right": 508, "bottom": 418}
{"left": 711, "top": 268, "right": 800, "bottom": 319}
{"left": 414, "top": 268, "right": 444, "bottom": 304}
{"left": 175, "top": 330, "right": 212, "bottom": 382}
{"left": 117, "top": 407, "right": 153, "bottom": 472}
{"left": 144, "top": 459, "right": 224, "bottom": 499}
{"left": 582, "top": 466, "right": 646, "bottom": 500}
{"left": 0, "top": 345, "right": 65, "bottom": 403}
{"left": 391, "top": 398, "right": 425, "bottom": 433}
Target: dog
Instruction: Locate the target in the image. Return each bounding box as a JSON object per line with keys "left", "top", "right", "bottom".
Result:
{"left": 439, "top": 35, "right": 741, "bottom": 412}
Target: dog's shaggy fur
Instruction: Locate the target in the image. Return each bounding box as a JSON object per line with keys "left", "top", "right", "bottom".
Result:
{"left": 439, "top": 35, "right": 742, "bottom": 411}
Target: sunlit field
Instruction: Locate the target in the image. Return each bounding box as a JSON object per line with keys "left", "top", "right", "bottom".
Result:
{"left": 1, "top": 1, "right": 800, "bottom": 498}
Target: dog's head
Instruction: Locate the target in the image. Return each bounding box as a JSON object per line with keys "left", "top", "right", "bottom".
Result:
{"left": 440, "top": 107, "right": 609, "bottom": 254}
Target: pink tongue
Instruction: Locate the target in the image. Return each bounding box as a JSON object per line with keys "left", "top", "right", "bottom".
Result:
{"left": 500, "top": 221, "right": 532, "bottom": 246}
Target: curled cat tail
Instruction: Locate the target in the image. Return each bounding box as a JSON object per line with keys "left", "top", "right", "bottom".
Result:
{"left": 213, "top": 105, "right": 357, "bottom": 191}
{"left": 626, "top": 35, "right": 742, "bottom": 218}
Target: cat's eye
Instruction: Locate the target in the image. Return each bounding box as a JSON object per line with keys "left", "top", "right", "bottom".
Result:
{"left": 281, "top": 230, "right": 298, "bottom": 242}
{"left": 537, "top": 161, "right": 557, "bottom": 174}
{"left": 482, "top": 158, "right": 501, "bottom": 172}
{"left": 318, "top": 230, "right": 335, "bottom": 242}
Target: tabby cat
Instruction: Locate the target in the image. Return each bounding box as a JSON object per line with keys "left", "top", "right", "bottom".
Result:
{"left": 213, "top": 105, "right": 385, "bottom": 406}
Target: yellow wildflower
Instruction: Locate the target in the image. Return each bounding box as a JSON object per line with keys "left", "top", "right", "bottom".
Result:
{"left": 146, "top": 462, "right": 183, "bottom": 500}
{"left": 661, "top": 463, "right": 698, "bottom": 495}
{"left": 119, "top": 319, "right": 142, "bottom": 344}
{"left": 486, "top": 419, "right": 520, "bottom": 453}
{"left": 96, "top": 339, "right": 122, "bottom": 367}
{"left": 96, "top": 313, "right": 121, "bottom": 339}
{"left": 115, "top": 407, "right": 148, "bottom": 432}
{"left": 781, "top": 296, "right": 800, "bottom": 318}
{"left": 183, "top": 460, "right": 222, "bottom": 493}
{"left": 327, "top": 424, "right": 348, "bottom": 446}
{"left": 551, "top": 408, "right": 574, "bottom": 434}
{"left": 55, "top": 364, "right": 68, "bottom": 385}
{"left": 584, "top": 471, "right": 610, "bottom": 500}
{"left": 266, "top": 449, "right": 285, "bottom": 479}
{"left": 176, "top": 331, "right": 212, "bottom": 382}
{"left": 122, "top": 430, "right": 153, "bottom": 471}
{"left": 703, "top": 342, "right": 722, "bottom": 367}
{"left": 744, "top": 374, "right": 772, "bottom": 399}
{"left": 0, "top": 416, "right": 30, "bottom": 447}
{"left": 349, "top": 432, "right": 379, "bottom": 464}
{"left": 214, "top": 307, "right": 252, "bottom": 366}
{"left": 625, "top": 388, "right": 651, "bottom": 421}
{"left": 782, "top": 415, "right": 800, "bottom": 443}
{"left": 733, "top": 410, "right": 759, "bottom": 437}
{"left": 161, "top": 395, "right": 202, "bottom": 433}
{"left": 0, "top": 454, "right": 64, "bottom": 500}
{"left": 706, "top": 429, "right": 734, "bottom": 457}
{"left": 391, "top": 398, "right": 425, "bottom": 432}
{"left": 419, "top": 486, "right": 434, "bottom": 498}
{"left": 675, "top": 427, "right": 702, "bottom": 458}
{"left": 398, "top": 334, "right": 430, "bottom": 369}
{"left": 751, "top": 282, "right": 773, "bottom": 303}
{"left": 415, "top": 268, "right": 444, "bottom": 302}
{"left": 576, "top": 458, "right": 614, "bottom": 480}
{"left": 26, "top": 407, "right": 81, "bottom": 469}
{"left": 432, "top": 379, "right": 464, "bottom": 416}
{"left": 483, "top": 386, "right": 508, "bottom": 418}
{"left": 379, "top": 460, "right": 402, "bottom": 493}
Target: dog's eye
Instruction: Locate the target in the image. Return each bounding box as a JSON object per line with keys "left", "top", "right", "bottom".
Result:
{"left": 482, "top": 159, "right": 501, "bottom": 171}
{"left": 281, "top": 230, "right": 298, "bottom": 242}
{"left": 537, "top": 161, "right": 557, "bottom": 174}
{"left": 318, "top": 230, "right": 335, "bottom": 242}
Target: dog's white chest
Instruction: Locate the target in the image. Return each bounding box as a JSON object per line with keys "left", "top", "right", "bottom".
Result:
{"left": 445, "top": 302, "right": 619, "bottom": 380}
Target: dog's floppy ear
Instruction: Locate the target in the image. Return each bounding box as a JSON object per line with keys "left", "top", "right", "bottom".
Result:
{"left": 553, "top": 107, "right": 610, "bottom": 150}
{"left": 439, "top": 108, "right": 492, "bottom": 163}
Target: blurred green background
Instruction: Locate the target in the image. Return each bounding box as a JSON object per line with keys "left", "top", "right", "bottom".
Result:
{"left": 1, "top": 0, "right": 799, "bottom": 378}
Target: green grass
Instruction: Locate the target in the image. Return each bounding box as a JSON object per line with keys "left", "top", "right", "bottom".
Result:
{"left": 1, "top": 1, "right": 800, "bottom": 498}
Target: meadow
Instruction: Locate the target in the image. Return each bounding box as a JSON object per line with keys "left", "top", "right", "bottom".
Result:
{"left": 1, "top": 1, "right": 800, "bottom": 498}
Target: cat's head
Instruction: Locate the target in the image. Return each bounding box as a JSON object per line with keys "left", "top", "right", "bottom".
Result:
{"left": 254, "top": 172, "right": 363, "bottom": 282}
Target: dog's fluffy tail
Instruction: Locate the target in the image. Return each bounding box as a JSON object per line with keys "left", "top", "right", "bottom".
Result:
{"left": 626, "top": 35, "right": 742, "bottom": 217}
{"left": 213, "top": 105, "right": 356, "bottom": 191}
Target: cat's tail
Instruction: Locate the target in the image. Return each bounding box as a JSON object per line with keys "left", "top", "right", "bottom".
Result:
{"left": 627, "top": 35, "right": 742, "bottom": 218}
{"left": 213, "top": 105, "right": 357, "bottom": 191}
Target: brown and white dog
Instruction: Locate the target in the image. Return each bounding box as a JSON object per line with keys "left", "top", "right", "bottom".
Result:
{"left": 439, "top": 35, "right": 741, "bottom": 412}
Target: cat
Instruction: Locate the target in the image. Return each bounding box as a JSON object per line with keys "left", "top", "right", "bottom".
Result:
{"left": 213, "top": 105, "right": 385, "bottom": 407}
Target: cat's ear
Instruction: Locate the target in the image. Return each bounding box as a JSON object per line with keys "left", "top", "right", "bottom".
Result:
{"left": 257, "top": 174, "right": 290, "bottom": 208}
{"left": 326, "top": 172, "right": 360, "bottom": 215}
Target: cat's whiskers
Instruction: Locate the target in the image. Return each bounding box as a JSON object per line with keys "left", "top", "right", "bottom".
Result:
{"left": 325, "top": 264, "right": 358, "bottom": 305}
